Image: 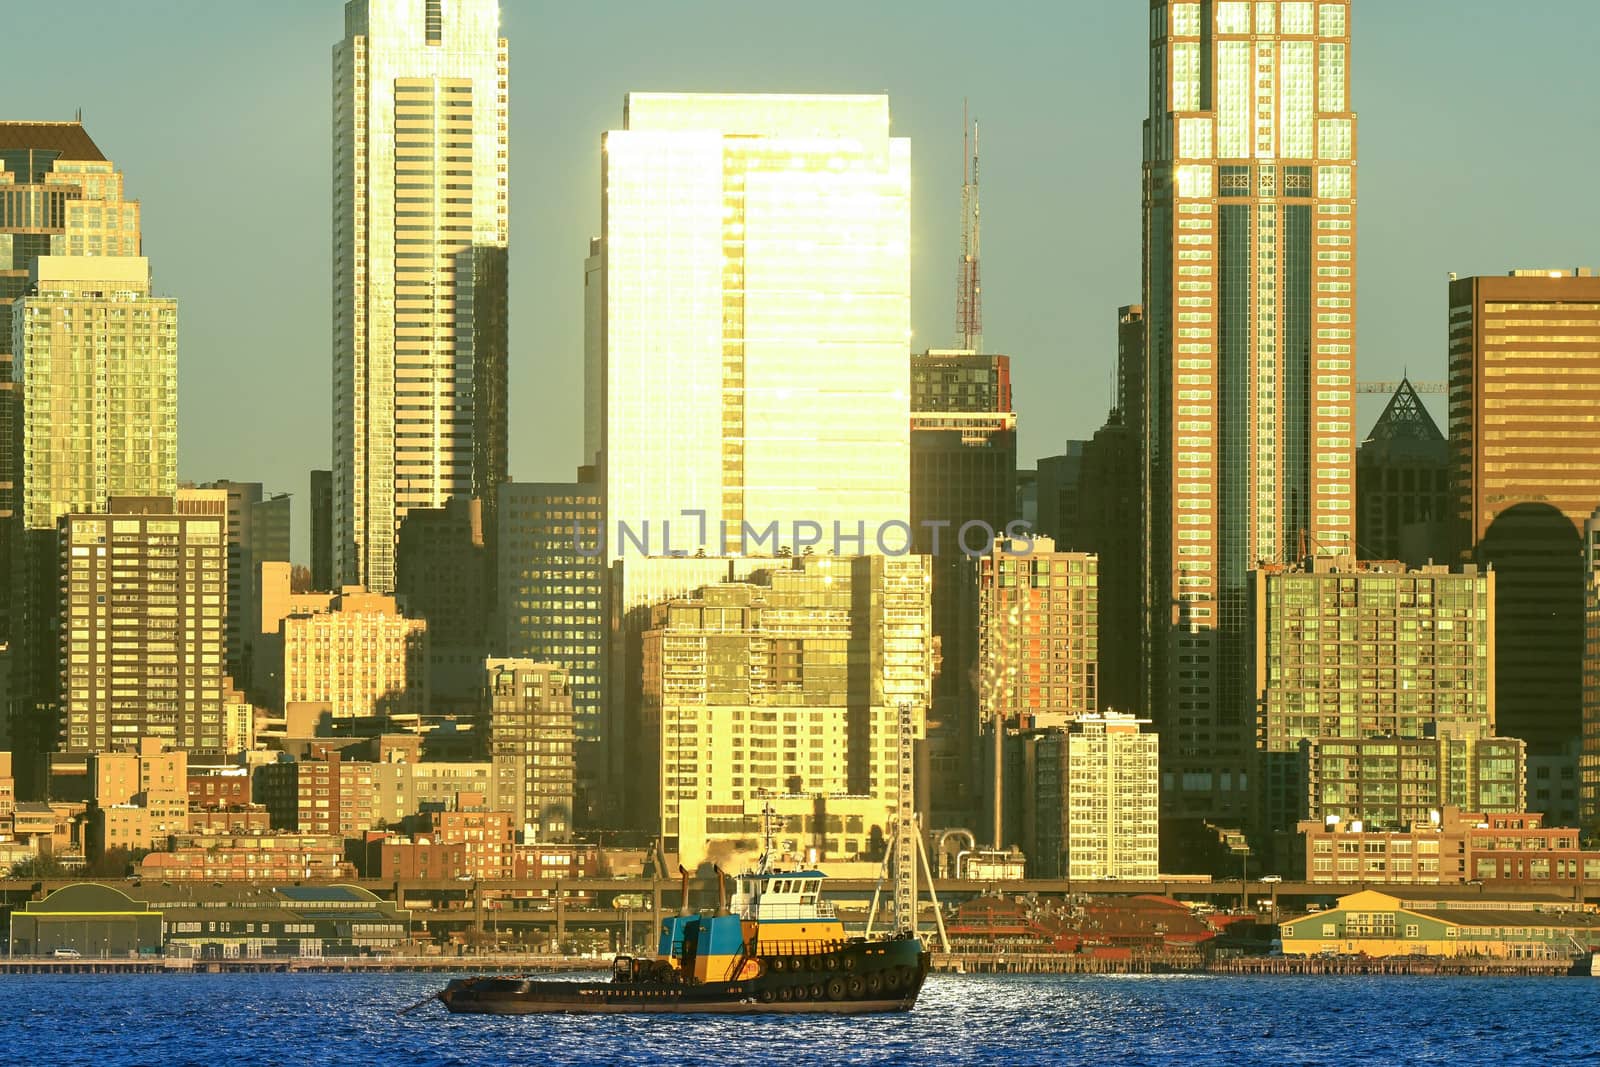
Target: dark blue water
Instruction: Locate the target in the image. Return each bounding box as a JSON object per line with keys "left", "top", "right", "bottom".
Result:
{"left": 3, "top": 971, "right": 1595, "bottom": 1065}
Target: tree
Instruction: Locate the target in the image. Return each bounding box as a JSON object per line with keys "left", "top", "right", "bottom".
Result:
{"left": 6, "top": 855, "right": 71, "bottom": 880}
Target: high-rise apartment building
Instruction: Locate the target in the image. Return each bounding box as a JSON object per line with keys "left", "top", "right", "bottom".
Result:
{"left": 1, "top": 121, "right": 134, "bottom": 645}
{"left": 1143, "top": 0, "right": 1358, "bottom": 844}
{"left": 909, "top": 349, "right": 1015, "bottom": 828}
{"left": 1581, "top": 507, "right": 1600, "bottom": 834}
{"left": 484, "top": 658, "right": 575, "bottom": 841}
{"left": 593, "top": 93, "right": 910, "bottom": 557}
{"left": 1299, "top": 730, "right": 1526, "bottom": 833}
{"left": 978, "top": 539, "right": 1099, "bottom": 721}
{"left": 56, "top": 493, "right": 227, "bottom": 772}
{"left": 1449, "top": 269, "right": 1600, "bottom": 757}
{"left": 278, "top": 587, "right": 428, "bottom": 720}
{"left": 978, "top": 539, "right": 1099, "bottom": 844}
{"left": 332, "top": 0, "right": 508, "bottom": 593}
{"left": 1251, "top": 557, "right": 1495, "bottom": 845}
{"left": 7, "top": 134, "right": 173, "bottom": 797}
{"left": 496, "top": 477, "right": 604, "bottom": 787}
{"left": 639, "top": 555, "right": 931, "bottom": 867}
{"left": 1022, "top": 713, "right": 1160, "bottom": 881}
{"left": 1355, "top": 378, "right": 1450, "bottom": 566}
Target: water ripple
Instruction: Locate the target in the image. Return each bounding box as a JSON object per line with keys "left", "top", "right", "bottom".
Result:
{"left": 0, "top": 971, "right": 1593, "bottom": 1066}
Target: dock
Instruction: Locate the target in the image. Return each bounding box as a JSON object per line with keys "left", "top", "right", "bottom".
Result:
{"left": 0, "top": 955, "right": 606, "bottom": 976}
{"left": 930, "top": 952, "right": 1586, "bottom": 977}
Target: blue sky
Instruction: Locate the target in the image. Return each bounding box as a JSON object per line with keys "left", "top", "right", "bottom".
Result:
{"left": 8, "top": 1, "right": 1598, "bottom": 560}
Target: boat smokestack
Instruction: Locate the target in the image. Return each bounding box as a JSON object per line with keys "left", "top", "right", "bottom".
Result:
{"left": 678, "top": 864, "right": 692, "bottom": 916}
{"left": 714, "top": 865, "right": 727, "bottom": 916}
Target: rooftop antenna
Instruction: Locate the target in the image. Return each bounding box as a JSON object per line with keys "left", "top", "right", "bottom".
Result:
{"left": 956, "top": 101, "right": 983, "bottom": 353}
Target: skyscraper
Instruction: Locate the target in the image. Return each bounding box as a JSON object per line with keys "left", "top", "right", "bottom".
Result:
{"left": 9, "top": 139, "right": 173, "bottom": 796}
{"left": 593, "top": 93, "right": 910, "bottom": 557}
{"left": 333, "top": 0, "right": 508, "bottom": 593}
{"left": 909, "top": 349, "right": 1014, "bottom": 829}
{"left": 1449, "top": 270, "right": 1600, "bottom": 758}
{"left": 310, "top": 468, "right": 333, "bottom": 591}
{"left": 197, "top": 480, "right": 291, "bottom": 688}
{"left": 1356, "top": 378, "right": 1450, "bottom": 566}
{"left": 2, "top": 121, "right": 126, "bottom": 646}
{"left": 484, "top": 658, "right": 575, "bottom": 842}
{"left": 1142, "top": 0, "right": 1358, "bottom": 849}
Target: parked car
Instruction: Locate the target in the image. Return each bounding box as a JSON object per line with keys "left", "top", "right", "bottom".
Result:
{"left": 1260, "top": 875, "right": 1283, "bottom": 884}
{"left": 52, "top": 947, "right": 82, "bottom": 959}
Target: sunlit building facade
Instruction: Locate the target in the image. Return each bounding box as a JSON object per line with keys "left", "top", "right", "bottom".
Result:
{"left": 1143, "top": 0, "right": 1358, "bottom": 841}
{"left": 1449, "top": 269, "right": 1600, "bottom": 759}
{"left": 279, "top": 588, "right": 428, "bottom": 719}
{"left": 640, "top": 555, "right": 931, "bottom": 868}
{"left": 594, "top": 93, "right": 910, "bottom": 558}
{"left": 333, "top": 0, "right": 509, "bottom": 593}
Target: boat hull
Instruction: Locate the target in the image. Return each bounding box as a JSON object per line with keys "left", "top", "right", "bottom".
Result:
{"left": 439, "top": 939, "right": 930, "bottom": 1016}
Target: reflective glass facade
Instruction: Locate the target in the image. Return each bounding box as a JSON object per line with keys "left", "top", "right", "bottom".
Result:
{"left": 333, "top": 0, "right": 508, "bottom": 593}
{"left": 596, "top": 94, "right": 910, "bottom": 558}
{"left": 1143, "top": 0, "right": 1357, "bottom": 836}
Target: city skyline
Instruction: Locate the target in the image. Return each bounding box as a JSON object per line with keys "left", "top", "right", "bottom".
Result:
{"left": 6, "top": 1, "right": 1596, "bottom": 562}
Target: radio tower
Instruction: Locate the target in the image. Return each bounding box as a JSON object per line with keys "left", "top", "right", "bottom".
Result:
{"left": 955, "top": 101, "right": 982, "bottom": 352}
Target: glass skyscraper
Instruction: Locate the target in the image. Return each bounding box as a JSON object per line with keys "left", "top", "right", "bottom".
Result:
{"left": 1142, "top": 1, "right": 1358, "bottom": 845}
{"left": 333, "top": 0, "right": 508, "bottom": 593}
{"left": 593, "top": 93, "right": 911, "bottom": 558}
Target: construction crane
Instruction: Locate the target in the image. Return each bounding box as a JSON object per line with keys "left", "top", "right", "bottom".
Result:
{"left": 1356, "top": 380, "right": 1446, "bottom": 394}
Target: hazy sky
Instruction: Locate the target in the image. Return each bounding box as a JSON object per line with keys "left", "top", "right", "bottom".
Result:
{"left": 8, "top": 1, "right": 1598, "bottom": 561}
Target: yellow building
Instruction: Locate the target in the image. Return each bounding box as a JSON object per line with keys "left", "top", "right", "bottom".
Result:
{"left": 278, "top": 587, "right": 428, "bottom": 719}
{"left": 594, "top": 93, "right": 911, "bottom": 558}
{"left": 1280, "top": 888, "right": 1600, "bottom": 959}
{"left": 642, "top": 555, "right": 931, "bottom": 869}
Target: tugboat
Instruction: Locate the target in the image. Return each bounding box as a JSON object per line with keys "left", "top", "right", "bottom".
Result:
{"left": 436, "top": 816, "right": 930, "bottom": 1014}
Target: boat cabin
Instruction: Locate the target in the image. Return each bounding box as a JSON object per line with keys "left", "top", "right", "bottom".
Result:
{"left": 731, "top": 870, "right": 834, "bottom": 921}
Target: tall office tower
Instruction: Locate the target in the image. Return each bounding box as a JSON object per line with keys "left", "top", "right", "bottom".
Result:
{"left": 978, "top": 538, "right": 1099, "bottom": 846}
{"left": 333, "top": 0, "right": 508, "bottom": 593}
{"left": 1582, "top": 507, "right": 1600, "bottom": 834}
{"left": 278, "top": 588, "right": 429, "bottom": 720}
{"left": 395, "top": 495, "right": 490, "bottom": 709}
{"left": 1356, "top": 379, "right": 1450, "bottom": 566}
{"left": 1021, "top": 713, "right": 1160, "bottom": 880}
{"left": 2, "top": 122, "right": 135, "bottom": 645}
{"left": 310, "top": 469, "right": 333, "bottom": 591}
{"left": 594, "top": 93, "right": 910, "bottom": 558}
{"left": 1070, "top": 305, "right": 1148, "bottom": 716}
{"left": 1143, "top": 1, "right": 1358, "bottom": 851}
{"left": 10, "top": 145, "right": 172, "bottom": 795}
{"left": 496, "top": 475, "right": 603, "bottom": 817}
{"left": 1034, "top": 443, "right": 1087, "bottom": 546}
{"left": 639, "top": 555, "right": 931, "bottom": 868}
{"left": 52, "top": 493, "right": 226, "bottom": 796}
{"left": 198, "top": 481, "right": 291, "bottom": 688}
{"left": 909, "top": 349, "right": 1015, "bottom": 828}
{"left": 1251, "top": 557, "right": 1495, "bottom": 856}
{"left": 1449, "top": 270, "right": 1600, "bottom": 759}
{"left": 484, "top": 658, "right": 575, "bottom": 842}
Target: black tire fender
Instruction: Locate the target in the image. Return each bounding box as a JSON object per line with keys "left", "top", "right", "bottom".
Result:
{"left": 826, "top": 976, "right": 847, "bottom": 1001}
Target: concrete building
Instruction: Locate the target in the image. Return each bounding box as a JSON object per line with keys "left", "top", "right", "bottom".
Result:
{"left": 909, "top": 350, "right": 1015, "bottom": 829}
{"left": 1355, "top": 379, "right": 1450, "bottom": 566}
{"left": 1252, "top": 558, "right": 1495, "bottom": 842}
{"left": 1449, "top": 269, "right": 1600, "bottom": 758}
{"left": 279, "top": 587, "right": 428, "bottom": 720}
{"left": 496, "top": 476, "right": 604, "bottom": 804}
{"left": 310, "top": 469, "right": 333, "bottom": 591}
{"left": 1583, "top": 506, "right": 1600, "bottom": 834}
{"left": 1143, "top": 1, "right": 1359, "bottom": 848}
{"left": 640, "top": 555, "right": 931, "bottom": 868}
{"left": 1, "top": 121, "right": 144, "bottom": 647}
{"left": 1298, "top": 730, "right": 1526, "bottom": 833}
{"left": 54, "top": 494, "right": 227, "bottom": 783}
{"left": 419, "top": 794, "right": 515, "bottom": 880}
{"left": 593, "top": 93, "right": 910, "bottom": 560}
{"left": 1022, "top": 713, "right": 1159, "bottom": 880}
{"left": 484, "top": 659, "right": 574, "bottom": 841}
{"left": 979, "top": 539, "right": 1099, "bottom": 722}
{"left": 396, "top": 496, "right": 491, "bottom": 710}
{"left": 1279, "top": 888, "right": 1600, "bottom": 958}
{"left": 333, "top": 0, "right": 509, "bottom": 593}
{"left": 196, "top": 481, "right": 290, "bottom": 688}
{"left": 85, "top": 739, "right": 189, "bottom": 857}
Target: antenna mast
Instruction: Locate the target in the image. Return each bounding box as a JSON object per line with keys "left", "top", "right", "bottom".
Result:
{"left": 956, "top": 102, "right": 983, "bottom": 352}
